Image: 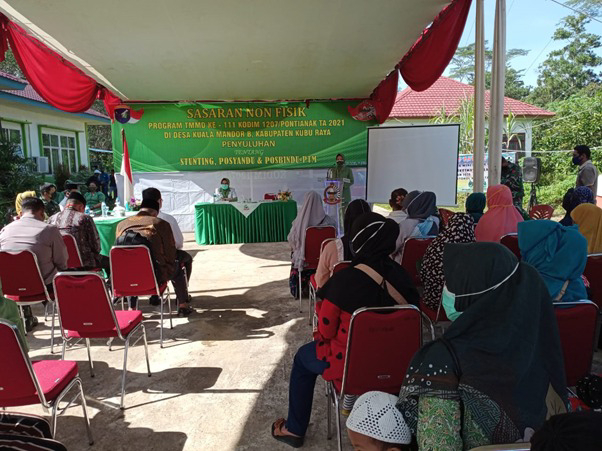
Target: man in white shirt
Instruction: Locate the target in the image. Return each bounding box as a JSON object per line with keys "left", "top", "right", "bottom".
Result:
{"left": 142, "top": 188, "right": 192, "bottom": 282}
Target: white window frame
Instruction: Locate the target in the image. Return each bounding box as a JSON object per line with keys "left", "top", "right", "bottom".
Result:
{"left": 1, "top": 121, "right": 24, "bottom": 157}
{"left": 41, "top": 128, "right": 77, "bottom": 174}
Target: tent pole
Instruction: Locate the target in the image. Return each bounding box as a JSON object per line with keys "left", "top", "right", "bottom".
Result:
{"left": 473, "top": 0, "right": 486, "bottom": 193}
{"left": 488, "top": 0, "right": 506, "bottom": 186}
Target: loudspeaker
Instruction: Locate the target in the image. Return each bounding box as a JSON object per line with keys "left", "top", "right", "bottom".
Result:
{"left": 523, "top": 157, "right": 541, "bottom": 183}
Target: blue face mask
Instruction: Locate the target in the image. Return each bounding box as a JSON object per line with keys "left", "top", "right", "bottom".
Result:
{"left": 221, "top": 184, "right": 229, "bottom": 190}
{"left": 572, "top": 155, "right": 582, "bottom": 165}
{"left": 441, "top": 285, "right": 462, "bottom": 321}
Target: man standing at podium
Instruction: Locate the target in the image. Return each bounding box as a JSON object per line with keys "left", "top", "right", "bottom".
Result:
{"left": 327, "top": 153, "right": 354, "bottom": 212}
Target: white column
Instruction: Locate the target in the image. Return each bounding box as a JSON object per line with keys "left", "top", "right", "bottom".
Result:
{"left": 488, "top": 0, "right": 506, "bottom": 186}
{"left": 473, "top": 0, "right": 486, "bottom": 193}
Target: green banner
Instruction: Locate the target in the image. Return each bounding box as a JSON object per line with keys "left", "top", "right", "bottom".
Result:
{"left": 111, "top": 101, "right": 373, "bottom": 172}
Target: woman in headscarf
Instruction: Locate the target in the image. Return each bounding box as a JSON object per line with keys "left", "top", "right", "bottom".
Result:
{"left": 465, "top": 192, "right": 486, "bottom": 224}
{"left": 571, "top": 203, "right": 602, "bottom": 253}
{"left": 475, "top": 184, "right": 524, "bottom": 242}
{"left": 272, "top": 212, "right": 419, "bottom": 448}
{"left": 397, "top": 242, "right": 567, "bottom": 450}
{"left": 393, "top": 191, "right": 439, "bottom": 260}
{"left": 420, "top": 213, "right": 476, "bottom": 311}
{"left": 315, "top": 199, "right": 370, "bottom": 288}
{"left": 15, "top": 190, "right": 37, "bottom": 218}
{"left": 518, "top": 220, "right": 587, "bottom": 302}
{"left": 388, "top": 188, "right": 408, "bottom": 224}
{"left": 560, "top": 187, "right": 595, "bottom": 227}
{"left": 287, "top": 191, "right": 336, "bottom": 270}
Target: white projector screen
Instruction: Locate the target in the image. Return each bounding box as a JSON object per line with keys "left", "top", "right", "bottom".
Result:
{"left": 366, "top": 124, "right": 460, "bottom": 206}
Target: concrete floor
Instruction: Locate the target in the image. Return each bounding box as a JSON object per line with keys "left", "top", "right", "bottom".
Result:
{"left": 24, "top": 233, "right": 350, "bottom": 451}
{"left": 21, "top": 232, "right": 602, "bottom": 450}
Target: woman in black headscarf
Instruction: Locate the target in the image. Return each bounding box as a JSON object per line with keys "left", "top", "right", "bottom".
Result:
{"left": 397, "top": 242, "right": 567, "bottom": 449}
{"left": 272, "top": 212, "right": 419, "bottom": 448}
{"left": 393, "top": 190, "right": 440, "bottom": 261}
{"left": 315, "top": 199, "right": 370, "bottom": 287}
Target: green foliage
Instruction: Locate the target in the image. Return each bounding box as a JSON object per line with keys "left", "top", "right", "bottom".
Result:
{"left": 89, "top": 152, "right": 113, "bottom": 172}
{"left": 566, "top": 0, "right": 602, "bottom": 16}
{"left": 0, "top": 49, "right": 23, "bottom": 78}
{"left": 448, "top": 42, "right": 531, "bottom": 100}
{"left": 529, "top": 14, "right": 602, "bottom": 106}
{"left": 430, "top": 97, "right": 479, "bottom": 154}
{"left": 531, "top": 175, "right": 575, "bottom": 210}
{"left": 0, "top": 135, "right": 44, "bottom": 225}
{"left": 53, "top": 163, "right": 71, "bottom": 191}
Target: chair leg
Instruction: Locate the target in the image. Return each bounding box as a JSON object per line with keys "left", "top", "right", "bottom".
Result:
{"left": 85, "top": 338, "right": 95, "bottom": 377}
{"left": 308, "top": 286, "right": 314, "bottom": 326}
{"left": 61, "top": 339, "right": 67, "bottom": 359}
{"left": 326, "top": 383, "right": 332, "bottom": 440}
{"left": 141, "top": 324, "right": 151, "bottom": 377}
{"left": 50, "top": 302, "right": 56, "bottom": 354}
{"left": 77, "top": 378, "right": 94, "bottom": 445}
{"left": 120, "top": 335, "right": 131, "bottom": 409}
{"left": 333, "top": 393, "right": 343, "bottom": 451}
{"left": 298, "top": 271, "right": 302, "bottom": 312}
{"left": 160, "top": 294, "right": 165, "bottom": 348}
{"left": 18, "top": 305, "right": 27, "bottom": 336}
{"left": 168, "top": 290, "right": 173, "bottom": 330}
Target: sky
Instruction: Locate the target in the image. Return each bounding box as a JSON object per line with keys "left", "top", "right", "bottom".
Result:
{"left": 442, "top": 0, "right": 602, "bottom": 87}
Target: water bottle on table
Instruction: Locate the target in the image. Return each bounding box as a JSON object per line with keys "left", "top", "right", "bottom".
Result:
{"left": 101, "top": 201, "right": 108, "bottom": 217}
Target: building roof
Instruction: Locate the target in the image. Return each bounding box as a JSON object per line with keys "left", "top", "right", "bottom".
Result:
{"left": 0, "top": 70, "right": 110, "bottom": 122}
{"left": 389, "top": 76, "right": 555, "bottom": 119}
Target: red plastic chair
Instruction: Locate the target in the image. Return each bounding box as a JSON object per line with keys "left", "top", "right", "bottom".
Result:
{"left": 264, "top": 193, "right": 277, "bottom": 200}
{"left": 0, "top": 250, "right": 56, "bottom": 352}
{"left": 500, "top": 233, "right": 521, "bottom": 260}
{"left": 61, "top": 233, "right": 83, "bottom": 269}
{"left": 110, "top": 245, "right": 173, "bottom": 348}
{"left": 53, "top": 271, "right": 151, "bottom": 409}
{"left": 584, "top": 253, "right": 602, "bottom": 311}
{"left": 0, "top": 320, "right": 93, "bottom": 445}
{"left": 298, "top": 226, "right": 336, "bottom": 308}
{"left": 554, "top": 301, "right": 598, "bottom": 387}
{"left": 325, "top": 305, "right": 434, "bottom": 449}
{"left": 529, "top": 204, "right": 554, "bottom": 220}
{"left": 438, "top": 208, "right": 455, "bottom": 228}
{"left": 400, "top": 237, "right": 435, "bottom": 287}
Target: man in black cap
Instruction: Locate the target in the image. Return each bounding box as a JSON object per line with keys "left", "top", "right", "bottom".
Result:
{"left": 48, "top": 192, "right": 110, "bottom": 274}
{"left": 115, "top": 196, "right": 193, "bottom": 316}
{"left": 40, "top": 183, "right": 60, "bottom": 217}
{"left": 59, "top": 182, "right": 80, "bottom": 211}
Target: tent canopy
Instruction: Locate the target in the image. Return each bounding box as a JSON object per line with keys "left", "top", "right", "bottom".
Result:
{"left": 0, "top": 0, "right": 450, "bottom": 101}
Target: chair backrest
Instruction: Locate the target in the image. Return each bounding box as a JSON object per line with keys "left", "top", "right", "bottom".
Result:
{"left": 264, "top": 193, "right": 277, "bottom": 200}
{"left": 331, "top": 261, "right": 351, "bottom": 276}
{"left": 61, "top": 233, "right": 83, "bottom": 269}
{"left": 554, "top": 301, "right": 599, "bottom": 387}
{"left": 529, "top": 204, "right": 554, "bottom": 220}
{"left": 320, "top": 237, "right": 336, "bottom": 255}
{"left": 583, "top": 253, "right": 602, "bottom": 310}
{"left": 53, "top": 272, "right": 120, "bottom": 339}
{"left": 438, "top": 208, "right": 455, "bottom": 228}
{"left": 0, "top": 250, "right": 50, "bottom": 301}
{"left": 500, "top": 233, "right": 521, "bottom": 260}
{"left": 0, "top": 320, "right": 44, "bottom": 406}
{"left": 340, "top": 306, "right": 422, "bottom": 396}
{"left": 110, "top": 245, "right": 160, "bottom": 297}
{"left": 400, "top": 237, "right": 434, "bottom": 286}
{"left": 303, "top": 226, "right": 336, "bottom": 270}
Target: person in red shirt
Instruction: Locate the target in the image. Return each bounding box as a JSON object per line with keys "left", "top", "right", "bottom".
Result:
{"left": 271, "top": 212, "right": 419, "bottom": 448}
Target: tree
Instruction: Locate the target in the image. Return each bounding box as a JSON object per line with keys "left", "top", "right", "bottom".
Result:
{"left": 431, "top": 96, "right": 478, "bottom": 154}
{"left": 566, "top": 0, "right": 602, "bottom": 16}
{"left": 529, "top": 14, "right": 602, "bottom": 106}
{"left": 449, "top": 42, "right": 531, "bottom": 100}
{"left": 0, "top": 49, "right": 23, "bottom": 78}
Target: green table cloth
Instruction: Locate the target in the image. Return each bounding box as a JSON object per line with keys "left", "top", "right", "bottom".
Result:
{"left": 93, "top": 216, "right": 126, "bottom": 256}
{"left": 194, "top": 201, "right": 297, "bottom": 245}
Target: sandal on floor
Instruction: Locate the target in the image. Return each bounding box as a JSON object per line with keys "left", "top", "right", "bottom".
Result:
{"left": 271, "top": 419, "right": 304, "bottom": 448}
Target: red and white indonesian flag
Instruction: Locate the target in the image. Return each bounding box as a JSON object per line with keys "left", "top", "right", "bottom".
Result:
{"left": 120, "top": 129, "right": 134, "bottom": 206}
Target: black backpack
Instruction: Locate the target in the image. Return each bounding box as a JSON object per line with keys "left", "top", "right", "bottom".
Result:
{"left": 114, "top": 230, "right": 160, "bottom": 277}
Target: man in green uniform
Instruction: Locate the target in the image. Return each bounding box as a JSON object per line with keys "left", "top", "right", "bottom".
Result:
{"left": 327, "top": 153, "right": 354, "bottom": 212}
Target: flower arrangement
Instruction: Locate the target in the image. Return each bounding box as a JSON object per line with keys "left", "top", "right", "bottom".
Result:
{"left": 278, "top": 190, "right": 292, "bottom": 201}
{"left": 129, "top": 198, "right": 142, "bottom": 211}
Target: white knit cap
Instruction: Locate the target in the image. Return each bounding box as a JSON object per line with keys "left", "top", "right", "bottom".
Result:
{"left": 346, "top": 391, "right": 412, "bottom": 445}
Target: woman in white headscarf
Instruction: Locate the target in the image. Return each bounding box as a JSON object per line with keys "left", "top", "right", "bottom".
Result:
{"left": 288, "top": 191, "right": 336, "bottom": 269}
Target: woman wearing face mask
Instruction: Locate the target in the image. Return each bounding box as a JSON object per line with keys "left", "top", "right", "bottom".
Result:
{"left": 214, "top": 177, "right": 238, "bottom": 202}
{"left": 272, "top": 212, "right": 419, "bottom": 448}
{"left": 84, "top": 181, "right": 105, "bottom": 214}
{"left": 327, "top": 153, "right": 354, "bottom": 212}
{"left": 397, "top": 242, "right": 567, "bottom": 450}
{"left": 392, "top": 190, "right": 439, "bottom": 261}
